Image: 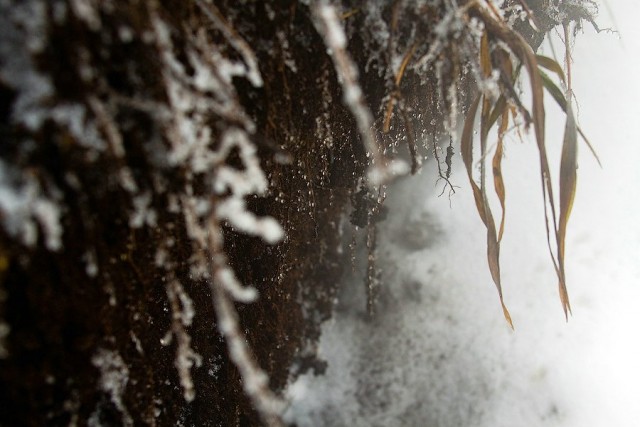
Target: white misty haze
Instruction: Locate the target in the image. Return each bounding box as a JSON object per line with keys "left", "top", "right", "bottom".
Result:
{"left": 285, "top": 2, "right": 640, "bottom": 426}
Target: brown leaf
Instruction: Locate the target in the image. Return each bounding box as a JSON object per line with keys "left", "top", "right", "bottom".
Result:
{"left": 480, "top": 31, "right": 492, "bottom": 78}
{"left": 557, "top": 101, "right": 578, "bottom": 318}
{"left": 487, "top": 95, "right": 507, "bottom": 130}
{"left": 462, "top": 93, "right": 512, "bottom": 328}
{"left": 482, "top": 101, "right": 511, "bottom": 328}
{"left": 493, "top": 110, "right": 508, "bottom": 242}
{"left": 540, "top": 71, "right": 602, "bottom": 167}
{"left": 462, "top": 96, "right": 486, "bottom": 225}
{"left": 502, "top": 300, "right": 514, "bottom": 330}
{"left": 536, "top": 54, "right": 566, "bottom": 83}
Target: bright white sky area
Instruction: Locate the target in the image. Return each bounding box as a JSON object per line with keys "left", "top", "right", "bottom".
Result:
{"left": 284, "top": 2, "right": 640, "bottom": 426}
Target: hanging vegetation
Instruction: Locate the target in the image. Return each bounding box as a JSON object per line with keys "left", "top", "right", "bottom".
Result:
{"left": 0, "top": 0, "right": 599, "bottom": 425}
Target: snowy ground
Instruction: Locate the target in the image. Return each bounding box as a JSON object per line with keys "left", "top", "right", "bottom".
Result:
{"left": 284, "top": 3, "right": 640, "bottom": 426}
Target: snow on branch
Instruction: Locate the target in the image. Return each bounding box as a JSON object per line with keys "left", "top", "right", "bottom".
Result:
{"left": 91, "top": 348, "right": 133, "bottom": 427}
{"left": 165, "top": 277, "right": 202, "bottom": 402}
{"left": 0, "top": 160, "right": 63, "bottom": 251}
{"left": 310, "top": 0, "right": 409, "bottom": 187}
{"left": 208, "top": 215, "right": 286, "bottom": 427}
{"left": 194, "top": 0, "right": 263, "bottom": 88}
{"left": 148, "top": 5, "right": 286, "bottom": 424}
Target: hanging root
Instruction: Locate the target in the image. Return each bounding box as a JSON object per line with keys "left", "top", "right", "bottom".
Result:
{"left": 310, "top": 0, "right": 409, "bottom": 187}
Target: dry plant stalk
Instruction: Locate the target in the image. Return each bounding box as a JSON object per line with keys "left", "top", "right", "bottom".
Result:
{"left": 458, "top": 1, "right": 598, "bottom": 323}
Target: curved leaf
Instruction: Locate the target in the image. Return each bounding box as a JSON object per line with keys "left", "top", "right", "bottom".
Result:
{"left": 540, "top": 71, "right": 602, "bottom": 167}
{"left": 536, "top": 54, "right": 566, "bottom": 83}
{"left": 493, "top": 111, "right": 508, "bottom": 242}
{"left": 557, "top": 101, "right": 578, "bottom": 317}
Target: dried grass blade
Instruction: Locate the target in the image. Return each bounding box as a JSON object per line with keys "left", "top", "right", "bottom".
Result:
{"left": 462, "top": 94, "right": 513, "bottom": 328}
{"left": 540, "top": 71, "right": 567, "bottom": 109}
{"left": 557, "top": 102, "right": 578, "bottom": 317}
{"left": 536, "top": 55, "right": 566, "bottom": 83}
{"left": 383, "top": 43, "right": 417, "bottom": 134}
{"left": 488, "top": 95, "right": 506, "bottom": 129}
{"left": 483, "top": 169, "right": 512, "bottom": 328}
{"left": 540, "top": 71, "right": 602, "bottom": 167}
{"left": 493, "top": 110, "right": 508, "bottom": 242}
{"left": 470, "top": 5, "right": 546, "bottom": 149}
{"left": 577, "top": 127, "right": 601, "bottom": 167}
{"left": 462, "top": 96, "right": 486, "bottom": 225}
{"left": 473, "top": 4, "right": 555, "bottom": 228}
{"left": 382, "top": 97, "right": 396, "bottom": 133}
{"left": 482, "top": 100, "right": 512, "bottom": 329}
{"left": 399, "top": 107, "right": 420, "bottom": 174}
{"left": 480, "top": 31, "right": 492, "bottom": 77}
{"left": 502, "top": 301, "right": 514, "bottom": 327}
{"left": 511, "top": 30, "right": 564, "bottom": 309}
{"left": 473, "top": 5, "right": 566, "bottom": 318}
{"left": 395, "top": 42, "right": 417, "bottom": 87}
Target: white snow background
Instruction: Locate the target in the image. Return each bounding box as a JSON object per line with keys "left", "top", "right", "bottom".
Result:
{"left": 284, "top": 2, "right": 640, "bottom": 426}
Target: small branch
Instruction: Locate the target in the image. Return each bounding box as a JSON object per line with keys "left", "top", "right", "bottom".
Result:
{"left": 208, "top": 215, "right": 285, "bottom": 427}
{"left": 311, "top": 1, "right": 408, "bottom": 186}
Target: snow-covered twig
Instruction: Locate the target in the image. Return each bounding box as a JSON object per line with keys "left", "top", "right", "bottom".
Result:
{"left": 194, "top": 0, "right": 263, "bottom": 88}
{"left": 310, "top": 0, "right": 409, "bottom": 186}
{"left": 208, "top": 215, "right": 286, "bottom": 427}
{"left": 166, "top": 277, "right": 202, "bottom": 402}
{"left": 148, "top": 4, "right": 287, "bottom": 423}
{"left": 91, "top": 348, "right": 133, "bottom": 427}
